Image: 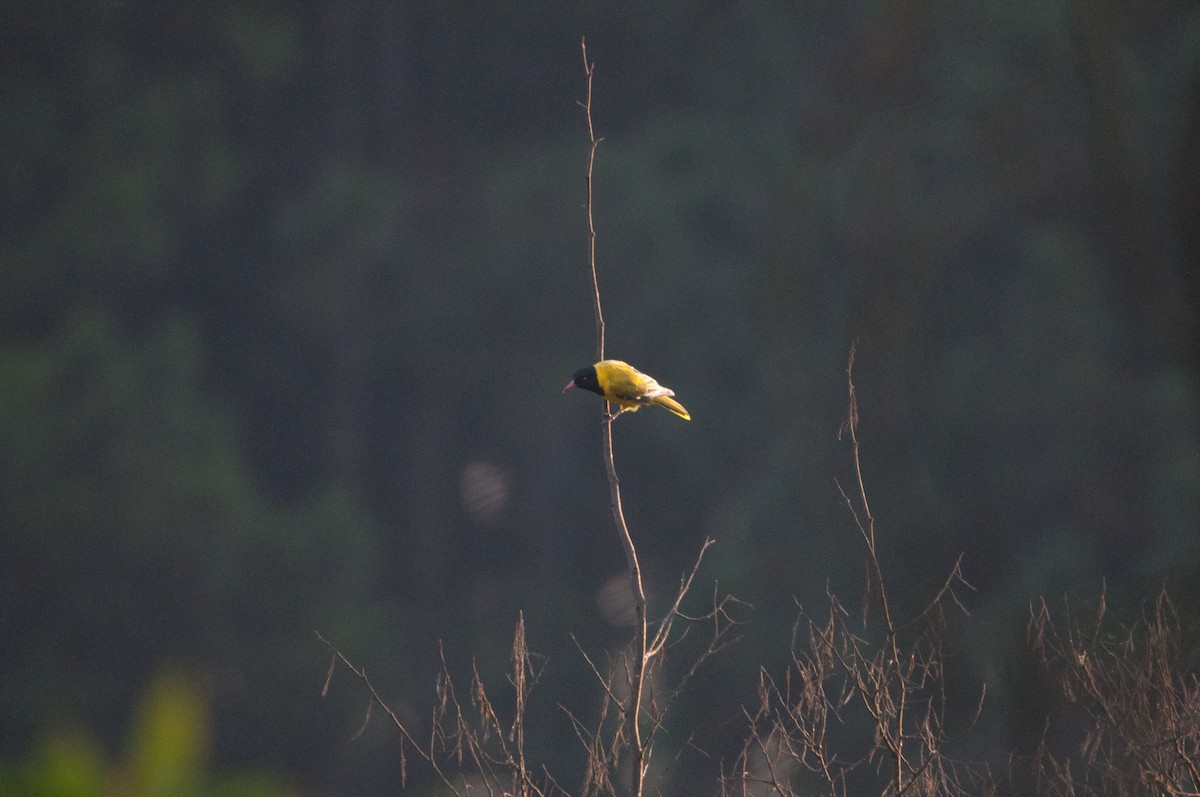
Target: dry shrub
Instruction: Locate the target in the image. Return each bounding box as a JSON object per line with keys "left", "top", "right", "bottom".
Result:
{"left": 1029, "top": 587, "right": 1200, "bottom": 796}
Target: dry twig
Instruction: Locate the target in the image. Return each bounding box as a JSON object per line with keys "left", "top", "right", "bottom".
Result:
{"left": 1029, "top": 587, "right": 1200, "bottom": 796}
{"left": 729, "top": 344, "right": 979, "bottom": 797}
{"left": 579, "top": 36, "right": 650, "bottom": 795}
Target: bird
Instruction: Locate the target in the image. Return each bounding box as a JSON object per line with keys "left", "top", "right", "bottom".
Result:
{"left": 563, "top": 360, "right": 691, "bottom": 421}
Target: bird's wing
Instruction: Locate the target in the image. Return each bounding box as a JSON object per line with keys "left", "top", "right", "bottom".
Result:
{"left": 632, "top": 380, "right": 673, "bottom": 400}
{"left": 605, "top": 364, "right": 673, "bottom": 403}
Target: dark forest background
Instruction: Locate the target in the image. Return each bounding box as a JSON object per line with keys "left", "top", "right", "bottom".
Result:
{"left": 2, "top": 2, "right": 1199, "bottom": 795}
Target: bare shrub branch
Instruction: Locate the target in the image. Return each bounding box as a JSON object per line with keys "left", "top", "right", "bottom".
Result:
{"left": 1029, "top": 586, "right": 1200, "bottom": 796}
{"left": 318, "top": 617, "right": 558, "bottom": 797}
{"left": 579, "top": 36, "right": 652, "bottom": 795}
{"left": 729, "top": 343, "right": 980, "bottom": 797}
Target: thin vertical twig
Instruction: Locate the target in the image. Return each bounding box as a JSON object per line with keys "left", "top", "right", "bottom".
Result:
{"left": 580, "top": 40, "right": 604, "bottom": 365}
{"left": 837, "top": 342, "right": 908, "bottom": 792}
{"left": 580, "top": 36, "right": 649, "bottom": 797}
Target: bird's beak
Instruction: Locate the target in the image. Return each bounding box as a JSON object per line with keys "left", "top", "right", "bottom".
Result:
{"left": 562, "top": 380, "right": 576, "bottom": 393}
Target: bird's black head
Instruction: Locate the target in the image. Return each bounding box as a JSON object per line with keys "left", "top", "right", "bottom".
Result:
{"left": 564, "top": 365, "right": 602, "bottom": 396}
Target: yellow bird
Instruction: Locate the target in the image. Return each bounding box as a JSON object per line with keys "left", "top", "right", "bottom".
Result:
{"left": 563, "top": 360, "right": 691, "bottom": 421}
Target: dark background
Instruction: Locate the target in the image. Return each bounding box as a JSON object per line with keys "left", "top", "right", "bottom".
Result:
{"left": 2, "top": 2, "right": 1198, "bottom": 794}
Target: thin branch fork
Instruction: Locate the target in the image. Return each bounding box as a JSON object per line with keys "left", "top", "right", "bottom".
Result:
{"left": 316, "top": 631, "right": 458, "bottom": 795}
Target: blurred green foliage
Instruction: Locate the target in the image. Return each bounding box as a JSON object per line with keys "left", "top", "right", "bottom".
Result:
{"left": 1, "top": 2, "right": 1198, "bottom": 794}
{"left": 0, "top": 670, "right": 293, "bottom": 797}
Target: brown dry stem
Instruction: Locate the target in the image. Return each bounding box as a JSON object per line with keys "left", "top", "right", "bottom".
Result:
{"left": 580, "top": 36, "right": 650, "bottom": 795}
{"left": 726, "top": 343, "right": 978, "bottom": 797}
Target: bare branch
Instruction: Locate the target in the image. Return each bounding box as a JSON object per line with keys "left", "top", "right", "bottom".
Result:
{"left": 315, "top": 631, "right": 462, "bottom": 795}
{"left": 735, "top": 345, "right": 979, "bottom": 797}
{"left": 580, "top": 36, "right": 650, "bottom": 795}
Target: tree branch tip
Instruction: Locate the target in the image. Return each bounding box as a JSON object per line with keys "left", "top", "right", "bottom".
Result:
{"left": 321, "top": 654, "right": 336, "bottom": 698}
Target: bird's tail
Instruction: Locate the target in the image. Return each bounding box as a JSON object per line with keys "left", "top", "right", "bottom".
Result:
{"left": 653, "top": 395, "right": 691, "bottom": 421}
